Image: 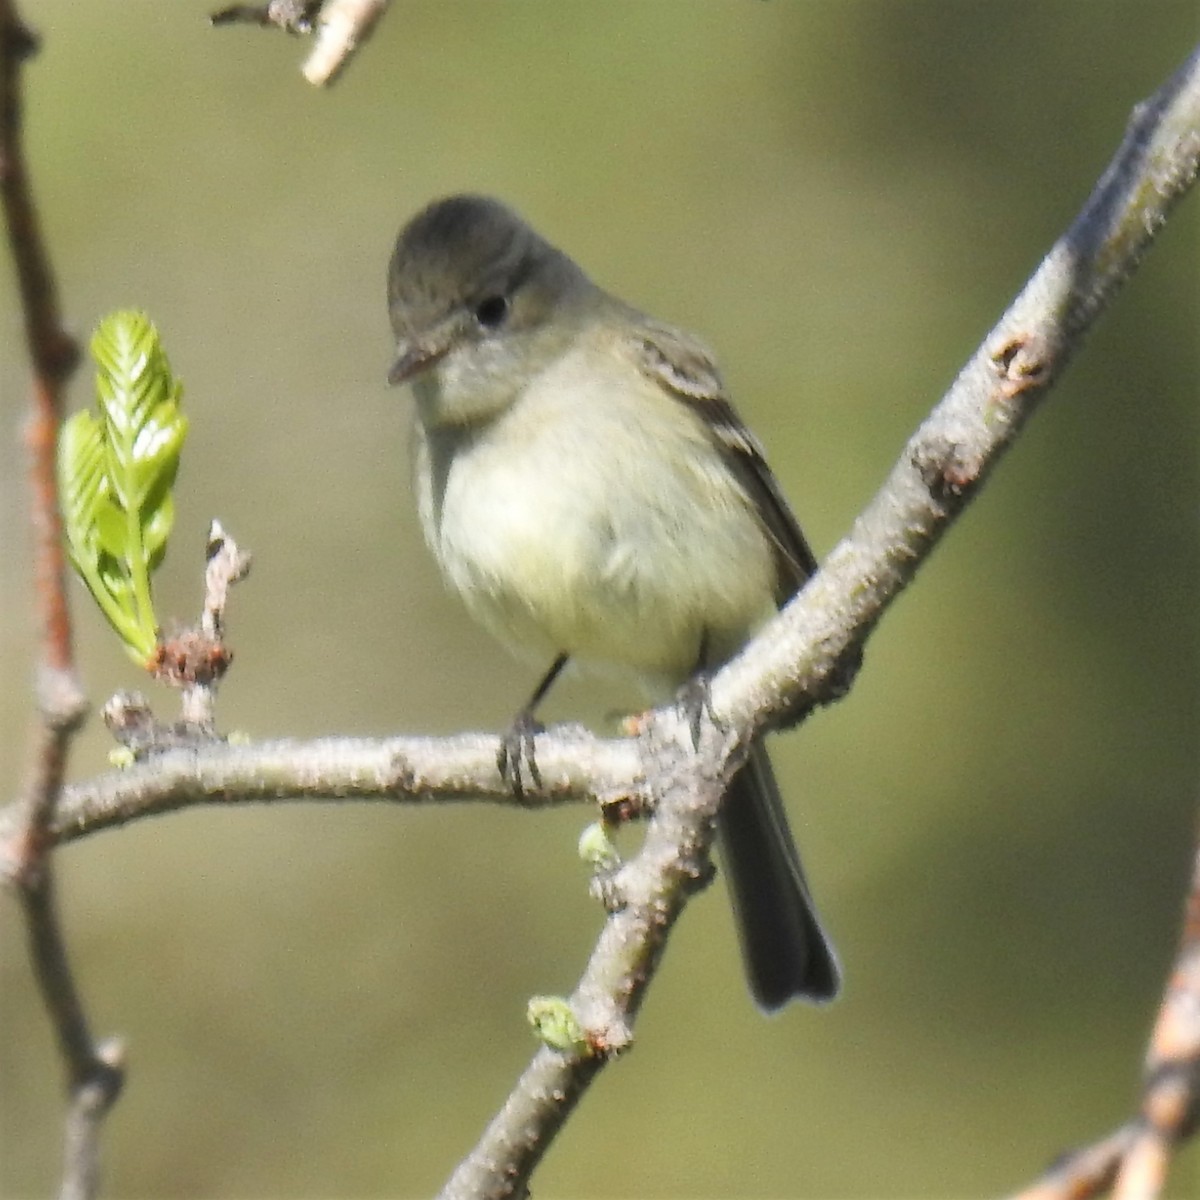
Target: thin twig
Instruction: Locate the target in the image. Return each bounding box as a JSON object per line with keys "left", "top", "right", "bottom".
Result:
{"left": 210, "top": 0, "right": 389, "bottom": 86}
{"left": 302, "top": 0, "right": 387, "bottom": 85}
{"left": 210, "top": 1, "right": 319, "bottom": 34}
{"left": 0, "top": 3, "right": 121, "bottom": 1197}
{"left": 148, "top": 519, "right": 252, "bottom": 730}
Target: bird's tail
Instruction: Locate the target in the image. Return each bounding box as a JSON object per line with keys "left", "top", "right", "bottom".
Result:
{"left": 717, "top": 741, "right": 841, "bottom": 1010}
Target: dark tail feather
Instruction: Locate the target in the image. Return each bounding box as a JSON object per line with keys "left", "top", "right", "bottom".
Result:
{"left": 717, "top": 742, "right": 841, "bottom": 1011}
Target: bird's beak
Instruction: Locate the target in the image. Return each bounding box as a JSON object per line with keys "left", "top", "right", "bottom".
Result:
{"left": 387, "top": 337, "right": 449, "bottom": 386}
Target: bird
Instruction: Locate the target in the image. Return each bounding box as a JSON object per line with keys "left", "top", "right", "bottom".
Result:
{"left": 386, "top": 194, "right": 840, "bottom": 1010}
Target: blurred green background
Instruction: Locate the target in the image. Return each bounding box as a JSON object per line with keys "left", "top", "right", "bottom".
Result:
{"left": 2, "top": 2, "right": 1198, "bottom": 1197}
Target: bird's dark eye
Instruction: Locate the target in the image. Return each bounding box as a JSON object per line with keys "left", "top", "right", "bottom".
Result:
{"left": 473, "top": 294, "right": 509, "bottom": 328}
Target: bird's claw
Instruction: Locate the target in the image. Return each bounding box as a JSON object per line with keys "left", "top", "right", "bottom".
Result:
{"left": 498, "top": 709, "right": 545, "bottom": 797}
{"left": 676, "top": 670, "right": 718, "bottom": 750}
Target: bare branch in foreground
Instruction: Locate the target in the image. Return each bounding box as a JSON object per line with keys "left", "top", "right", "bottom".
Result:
{"left": 0, "top": 2, "right": 119, "bottom": 1196}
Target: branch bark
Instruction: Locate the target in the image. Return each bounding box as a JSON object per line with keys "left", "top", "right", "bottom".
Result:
{"left": 0, "top": 730, "right": 642, "bottom": 857}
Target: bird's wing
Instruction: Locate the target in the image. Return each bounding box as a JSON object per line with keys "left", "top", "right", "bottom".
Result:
{"left": 626, "top": 317, "right": 819, "bottom": 601}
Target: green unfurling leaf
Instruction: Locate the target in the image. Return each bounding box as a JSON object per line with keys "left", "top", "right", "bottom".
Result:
{"left": 57, "top": 311, "right": 187, "bottom": 665}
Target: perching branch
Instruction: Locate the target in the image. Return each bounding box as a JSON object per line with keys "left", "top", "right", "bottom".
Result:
{"left": 430, "top": 44, "right": 1200, "bottom": 1200}
{"left": 0, "top": 3, "right": 119, "bottom": 1198}
{"left": 0, "top": 729, "right": 641, "bottom": 857}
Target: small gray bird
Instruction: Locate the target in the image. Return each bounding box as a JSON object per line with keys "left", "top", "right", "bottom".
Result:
{"left": 387, "top": 194, "right": 840, "bottom": 1010}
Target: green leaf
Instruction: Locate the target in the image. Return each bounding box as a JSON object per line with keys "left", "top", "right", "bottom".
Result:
{"left": 56, "top": 311, "right": 188, "bottom": 665}
{"left": 143, "top": 493, "right": 175, "bottom": 569}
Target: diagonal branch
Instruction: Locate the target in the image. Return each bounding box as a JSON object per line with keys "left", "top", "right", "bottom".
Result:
{"left": 712, "top": 40, "right": 1200, "bottom": 738}
{"left": 439, "top": 42, "right": 1200, "bottom": 1200}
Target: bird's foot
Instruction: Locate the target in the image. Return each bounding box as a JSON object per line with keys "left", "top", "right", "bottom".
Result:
{"left": 675, "top": 670, "right": 719, "bottom": 750}
{"left": 498, "top": 708, "right": 545, "bottom": 798}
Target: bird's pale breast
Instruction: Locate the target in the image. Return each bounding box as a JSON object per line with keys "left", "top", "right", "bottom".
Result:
{"left": 417, "top": 341, "right": 778, "bottom": 686}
